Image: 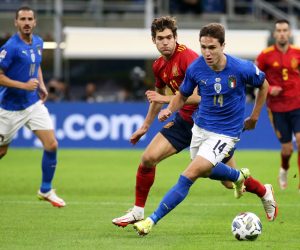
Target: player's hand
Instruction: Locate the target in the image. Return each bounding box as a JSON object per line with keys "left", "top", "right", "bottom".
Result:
{"left": 24, "top": 78, "right": 39, "bottom": 91}
{"left": 158, "top": 108, "right": 172, "bottom": 122}
{"left": 130, "top": 127, "right": 148, "bottom": 145}
{"left": 38, "top": 86, "right": 48, "bottom": 103}
{"left": 269, "top": 86, "right": 282, "bottom": 96}
{"left": 145, "top": 90, "right": 167, "bottom": 104}
{"left": 243, "top": 117, "right": 258, "bottom": 131}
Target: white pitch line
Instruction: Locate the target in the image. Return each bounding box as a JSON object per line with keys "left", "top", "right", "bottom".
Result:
{"left": 0, "top": 200, "right": 299, "bottom": 207}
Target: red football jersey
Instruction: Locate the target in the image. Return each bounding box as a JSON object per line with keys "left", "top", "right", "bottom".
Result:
{"left": 256, "top": 45, "right": 300, "bottom": 112}
{"left": 153, "top": 43, "right": 198, "bottom": 123}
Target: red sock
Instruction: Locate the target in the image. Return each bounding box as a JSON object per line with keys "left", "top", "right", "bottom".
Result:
{"left": 244, "top": 177, "right": 266, "bottom": 198}
{"left": 281, "top": 153, "right": 291, "bottom": 171}
{"left": 135, "top": 164, "right": 156, "bottom": 207}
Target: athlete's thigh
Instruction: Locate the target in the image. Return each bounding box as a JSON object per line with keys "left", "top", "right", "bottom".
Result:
{"left": 25, "top": 101, "right": 53, "bottom": 131}
{"left": 271, "top": 111, "right": 292, "bottom": 143}
{"left": 183, "top": 155, "right": 213, "bottom": 181}
{"left": 0, "top": 108, "right": 28, "bottom": 145}
{"left": 143, "top": 132, "right": 177, "bottom": 163}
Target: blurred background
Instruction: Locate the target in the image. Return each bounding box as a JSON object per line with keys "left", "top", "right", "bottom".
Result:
{"left": 1, "top": 0, "right": 299, "bottom": 149}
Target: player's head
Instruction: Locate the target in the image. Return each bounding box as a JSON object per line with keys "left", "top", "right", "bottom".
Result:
{"left": 151, "top": 16, "right": 178, "bottom": 59}
{"left": 199, "top": 23, "right": 226, "bottom": 69}
{"left": 273, "top": 19, "right": 291, "bottom": 47}
{"left": 15, "top": 6, "right": 36, "bottom": 37}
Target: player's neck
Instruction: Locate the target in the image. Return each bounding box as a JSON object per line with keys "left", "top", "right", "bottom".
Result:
{"left": 276, "top": 43, "right": 289, "bottom": 53}
{"left": 18, "top": 32, "right": 33, "bottom": 44}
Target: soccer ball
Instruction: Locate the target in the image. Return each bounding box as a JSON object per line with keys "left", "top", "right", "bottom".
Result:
{"left": 231, "top": 212, "right": 262, "bottom": 241}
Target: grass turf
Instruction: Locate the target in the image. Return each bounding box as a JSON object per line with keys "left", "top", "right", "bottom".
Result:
{"left": 0, "top": 149, "right": 300, "bottom": 250}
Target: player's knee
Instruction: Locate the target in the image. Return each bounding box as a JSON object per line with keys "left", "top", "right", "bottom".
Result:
{"left": 221, "top": 181, "right": 233, "bottom": 189}
{"left": 281, "top": 145, "right": 293, "bottom": 156}
{"left": 44, "top": 139, "right": 58, "bottom": 152}
{"left": 0, "top": 148, "right": 8, "bottom": 159}
{"left": 141, "top": 153, "right": 157, "bottom": 167}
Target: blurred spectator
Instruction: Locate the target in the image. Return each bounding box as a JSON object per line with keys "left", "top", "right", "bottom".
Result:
{"left": 129, "top": 66, "right": 147, "bottom": 101}
{"left": 81, "top": 82, "right": 102, "bottom": 103}
{"left": 170, "top": 0, "right": 202, "bottom": 14}
{"left": 201, "top": 0, "right": 226, "bottom": 13}
{"left": 46, "top": 78, "right": 71, "bottom": 102}
{"left": 235, "top": 0, "right": 253, "bottom": 15}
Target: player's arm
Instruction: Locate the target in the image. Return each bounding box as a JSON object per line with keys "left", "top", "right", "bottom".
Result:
{"left": 158, "top": 91, "right": 188, "bottom": 122}
{"left": 37, "top": 66, "right": 48, "bottom": 102}
{"left": 244, "top": 79, "right": 269, "bottom": 130}
{"left": 146, "top": 87, "right": 200, "bottom": 105}
{"left": 130, "top": 87, "right": 165, "bottom": 145}
{"left": 0, "top": 68, "right": 38, "bottom": 91}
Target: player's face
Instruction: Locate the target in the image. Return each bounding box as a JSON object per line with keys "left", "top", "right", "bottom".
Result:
{"left": 273, "top": 22, "right": 291, "bottom": 47}
{"left": 200, "top": 36, "right": 225, "bottom": 69}
{"left": 15, "top": 10, "right": 36, "bottom": 37}
{"left": 153, "top": 29, "right": 177, "bottom": 59}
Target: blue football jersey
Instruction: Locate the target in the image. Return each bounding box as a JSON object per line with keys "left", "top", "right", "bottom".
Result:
{"left": 180, "top": 54, "right": 265, "bottom": 137}
{"left": 0, "top": 33, "right": 43, "bottom": 111}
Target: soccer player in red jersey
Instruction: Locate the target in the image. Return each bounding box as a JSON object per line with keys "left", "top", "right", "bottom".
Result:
{"left": 256, "top": 19, "right": 300, "bottom": 191}
{"left": 112, "top": 16, "right": 276, "bottom": 227}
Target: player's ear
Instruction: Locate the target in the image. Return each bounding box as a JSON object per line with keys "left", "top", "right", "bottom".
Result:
{"left": 152, "top": 37, "right": 156, "bottom": 44}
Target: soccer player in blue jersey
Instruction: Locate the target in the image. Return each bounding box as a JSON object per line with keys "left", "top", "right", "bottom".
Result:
{"left": 0, "top": 6, "right": 65, "bottom": 207}
{"left": 133, "top": 23, "right": 276, "bottom": 236}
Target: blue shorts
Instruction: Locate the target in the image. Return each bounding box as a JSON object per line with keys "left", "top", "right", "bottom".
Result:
{"left": 160, "top": 113, "right": 235, "bottom": 163}
{"left": 271, "top": 108, "right": 300, "bottom": 143}
{"left": 160, "top": 113, "right": 192, "bottom": 153}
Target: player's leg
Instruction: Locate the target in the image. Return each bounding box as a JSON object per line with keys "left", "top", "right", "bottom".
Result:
{"left": 113, "top": 115, "right": 191, "bottom": 227}
{"left": 0, "top": 144, "right": 9, "bottom": 159}
{"left": 133, "top": 128, "right": 246, "bottom": 235}
{"left": 27, "top": 101, "right": 65, "bottom": 207}
{"left": 270, "top": 111, "right": 293, "bottom": 190}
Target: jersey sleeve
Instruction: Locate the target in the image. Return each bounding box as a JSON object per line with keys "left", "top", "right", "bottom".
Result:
{"left": 255, "top": 52, "right": 266, "bottom": 71}
{"left": 179, "top": 66, "right": 197, "bottom": 97}
{"left": 0, "top": 44, "right": 15, "bottom": 71}
{"left": 245, "top": 61, "right": 265, "bottom": 87}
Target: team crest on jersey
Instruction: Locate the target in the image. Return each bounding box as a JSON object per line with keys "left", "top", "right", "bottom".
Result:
{"left": 172, "top": 64, "right": 179, "bottom": 77}
{"left": 228, "top": 75, "right": 237, "bottom": 88}
{"left": 291, "top": 58, "right": 298, "bottom": 69}
{"left": 37, "top": 45, "right": 42, "bottom": 56}
{"left": 272, "top": 61, "right": 279, "bottom": 67}
{"left": 214, "top": 78, "right": 222, "bottom": 94}
{"left": 0, "top": 49, "right": 7, "bottom": 60}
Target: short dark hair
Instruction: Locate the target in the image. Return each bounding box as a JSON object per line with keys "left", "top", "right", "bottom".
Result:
{"left": 275, "top": 19, "right": 290, "bottom": 27}
{"left": 151, "top": 16, "right": 177, "bottom": 39}
{"left": 199, "top": 23, "right": 225, "bottom": 45}
{"left": 15, "top": 6, "right": 35, "bottom": 19}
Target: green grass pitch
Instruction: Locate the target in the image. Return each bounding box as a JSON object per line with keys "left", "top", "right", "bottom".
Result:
{"left": 1, "top": 149, "right": 300, "bottom": 250}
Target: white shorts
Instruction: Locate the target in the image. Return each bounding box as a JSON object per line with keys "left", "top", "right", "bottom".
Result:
{"left": 0, "top": 101, "right": 53, "bottom": 145}
{"left": 190, "top": 124, "right": 239, "bottom": 166}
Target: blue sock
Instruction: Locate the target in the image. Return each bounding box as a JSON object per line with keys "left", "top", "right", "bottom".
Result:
{"left": 209, "top": 162, "right": 240, "bottom": 182}
{"left": 40, "top": 150, "right": 57, "bottom": 193}
{"left": 149, "top": 175, "right": 194, "bottom": 224}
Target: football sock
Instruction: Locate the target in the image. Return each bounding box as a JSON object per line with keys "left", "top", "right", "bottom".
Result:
{"left": 209, "top": 162, "right": 240, "bottom": 182}
{"left": 281, "top": 153, "right": 291, "bottom": 171}
{"left": 149, "top": 175, "right": 193, "bottom": 224}
{"left": 135, "top": 164, "right": 156, "bottom": 207}
{"left": 40, "top": 150, "right": 57, "bottom": 193}
{"left": 244, "top": 176, "right": 266, "bottom": 197}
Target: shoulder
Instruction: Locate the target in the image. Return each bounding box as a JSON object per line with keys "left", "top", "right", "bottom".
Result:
{"left": 290, "top": 45, "right": 300, "bottom": 51}
{"left": 152, "top": 56, "right": 164, "bottom": 73}
{"left": 176, "top": 44, "right": 198, "bottom": 57}
{"left": 33, "top": 34, "right": 44, "bottom": 44}
{"left": 227, "top": 54, "right": 255, "bottom": 72}
{"left": 261, "top": 45, "right": 276, "bottom": 54}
